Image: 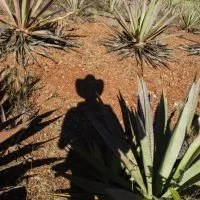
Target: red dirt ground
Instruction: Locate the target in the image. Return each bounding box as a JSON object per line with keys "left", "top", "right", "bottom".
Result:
{"left": 1, "top": 18, "right": 200, "bottom": 199}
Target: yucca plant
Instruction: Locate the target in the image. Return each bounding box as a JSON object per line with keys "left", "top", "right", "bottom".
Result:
{"left": 180, "top": 1, "right": 200, "bottom": 31}
{"left": 103, "top": 0, "right": 176, "bottom": 67}
{"left": 66, "top": 78, "right": 200, "bottom": 199}
{"left": 0, "top": 0, "right": 78, "bottom": 67}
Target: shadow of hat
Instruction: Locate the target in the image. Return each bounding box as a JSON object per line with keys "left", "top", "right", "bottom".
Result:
{"left": 76, "top": 75, "right": 104, "bottom": 99}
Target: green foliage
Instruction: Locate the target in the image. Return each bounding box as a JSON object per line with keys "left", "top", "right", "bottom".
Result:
{"left": 0, "top": 0, "right": 78, "bottom": 67}
{"left": 67, "top": 78, "right": 200, "bottom": 200}
{"left": 103, "top": 0, "right": 176, "bottom": 67}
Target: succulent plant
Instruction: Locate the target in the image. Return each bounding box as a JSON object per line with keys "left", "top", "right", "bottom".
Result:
{"left": 0, "top": 0, "right": 79, "bottom": 67}
{"left": 103, "top": 0, "right": 176, "bottom": 67}
{"left": 66, "top": 78, "right": 200, "bottom": 200}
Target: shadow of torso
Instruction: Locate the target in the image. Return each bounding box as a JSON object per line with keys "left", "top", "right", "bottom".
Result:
{"left": 53, "top": 99, "right": 115, "bottom": 199}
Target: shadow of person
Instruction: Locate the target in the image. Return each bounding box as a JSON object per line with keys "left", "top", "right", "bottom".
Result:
{"left": 53, "top": 75, "right": 121, "bottom": 200}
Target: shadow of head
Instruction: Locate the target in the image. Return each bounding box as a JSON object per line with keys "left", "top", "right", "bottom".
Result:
{"left": 76, "top": 74, "right": 104, "bottom": 102}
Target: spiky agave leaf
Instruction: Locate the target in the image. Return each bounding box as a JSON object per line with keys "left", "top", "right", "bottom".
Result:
{"left": 103, "top": 0, "right": 176, "bottom": 67}
{"left": 156, "top": 79, "right": 200, "bottom": 196}
{"left": 0, "top": 0, "right": 79, "bottom": 67}
{"left": 136, "top": 79, "right": 154, "bottom": 197}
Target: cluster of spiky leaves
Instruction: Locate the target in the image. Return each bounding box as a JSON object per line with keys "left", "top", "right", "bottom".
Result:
{"left": 103, "top": 0, "right": 176, "bottom": 68}
{"left": 0, "top": 0, "right": 78, "bottom": 67}
{"left": 180, "top": 1, "right": 200, "bottom": 31}
{"left": 65, "top": 78, "right": 200, "bottom": 200}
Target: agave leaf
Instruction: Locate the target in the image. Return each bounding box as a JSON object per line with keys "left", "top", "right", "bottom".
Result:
{"left": 138, "top": 79, "right": 154, "bottom": 161}
{"left": 139, "top": 0, "right": 147, "bottom": 31}
{"left": 0, "top": 0, "right": 15, "bottom": 23}
{"left": 145, "top": 10, "right": 176, "bottom": 42}
{"left": 137, "top": 79, "right": 154, "bottom": 196}
{"left": 154, "top": 89, "right": 168, "bottom": 137}
{"left": 115, "top": 9, "right": 132, "bottom": 37}
{"left": 66, "top": 175, "right": 143, "bottom": 200}
{"left": 31, "top": 0, "right": 43, "bottom": 17}
{"left": 173, "top": 134, "right": 200, "bottom": 182}
{"left": 122, "top": 0, "right": 136, "bottom": 35}
{"left": 179, "top": 159, "right": 200, "bottom": 187}
{"left": 21, "top": 0, "right": 31, "bottom": 27}
{"left": 186, "top": 79, "right": 200, "bottom": 133}
{"left": 157, "top": 81, "right": 199, "bottom": 194}
{"left": 118, "top": 93, "right": 137, "bottom": 144}
{"left": 28, "top": 0, "right": 55, "bottom": 26}
{"left": 13, "top": 0, "right": 22, "bottom": 28}
{"left": 139, "top": 0, "right": 158, "bottom": 42}
{"left": 153, "top": 89, "right": 168, "bottom": 173}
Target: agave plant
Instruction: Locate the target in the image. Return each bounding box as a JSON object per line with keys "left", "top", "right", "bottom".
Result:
{"left": 0, "top": 0, "right": 78, "bottom": 67}
{"left": 180, "top": 1, "right": 200, "bottom": 31}
{"left": 103, "top": 0, "right": 176, "bottom": 67}
{"left": 65, "top": 78, "right": 200, "bottom": 199}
